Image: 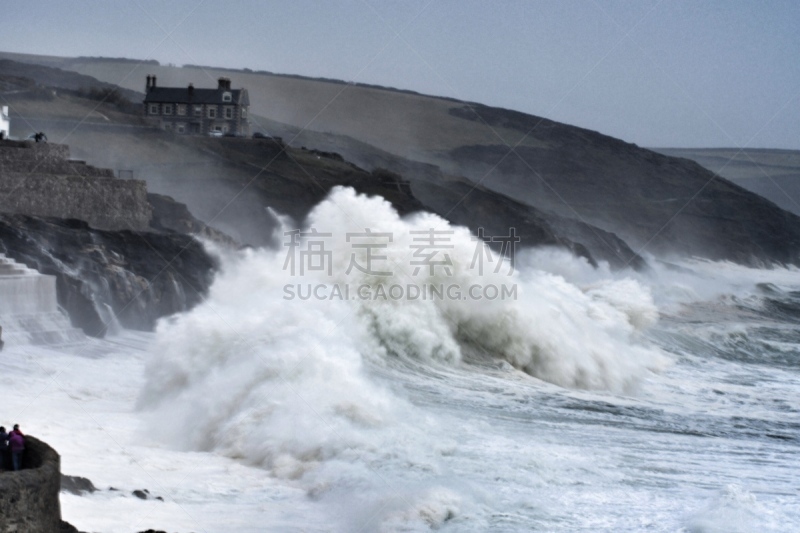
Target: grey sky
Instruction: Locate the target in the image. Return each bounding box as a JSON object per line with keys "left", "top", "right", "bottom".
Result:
{"left": 3, "top": 0, "right": 799, "bottom": 148}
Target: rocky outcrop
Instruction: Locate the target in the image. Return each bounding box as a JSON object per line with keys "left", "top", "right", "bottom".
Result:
{"left": 0, "top": 214, "right": 216, "bottom": 336}
{"left": 60, "top": 475, "right": 97, "bottom": 496}
{"left": 147, "top": 192, "right": 238, "bottom": 248}
{"left": 0, "top": 141, "right": 113, "bottom": 177}
{"left": 0, "top": 436, "right": 62, "bottom": 533}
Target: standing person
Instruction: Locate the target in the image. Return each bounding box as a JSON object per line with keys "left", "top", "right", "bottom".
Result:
{"left": 0, "top": 427, "right": 8, "bottom": 470}
{"left": 9, "top": 426, "right": 24, "bottom": 471}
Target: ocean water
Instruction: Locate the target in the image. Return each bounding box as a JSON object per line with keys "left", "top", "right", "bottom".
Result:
{"left": 2, "top": 187, "right": 798, "bottom": 532}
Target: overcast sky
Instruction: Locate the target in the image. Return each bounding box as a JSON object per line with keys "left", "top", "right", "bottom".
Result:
{"left": 3, "top": 0, "right": 799, "bottom": 148}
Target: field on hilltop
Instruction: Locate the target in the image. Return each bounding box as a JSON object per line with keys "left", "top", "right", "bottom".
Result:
{"left": 0, "top": 51, "right": 541, "bottom": 157}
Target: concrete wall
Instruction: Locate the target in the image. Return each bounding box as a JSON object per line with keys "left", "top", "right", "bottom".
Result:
{"left": 0, "top": 142, "right": 152, "bottom": 231}
{"left": 0, "top": 106, "right": 9, "bottom": 138}
{"left": 0, "top": 436, "right": 62, "bottom": 533}
{"left": 0, "top": 142, "right": 113, "bottom": 177}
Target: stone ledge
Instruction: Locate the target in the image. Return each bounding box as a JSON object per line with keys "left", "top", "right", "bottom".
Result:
{"left": 0, "top": 436, "right": 62, "bottom": 533}
{"left": 0, "top": 141, "right": 152, "bottom": 231}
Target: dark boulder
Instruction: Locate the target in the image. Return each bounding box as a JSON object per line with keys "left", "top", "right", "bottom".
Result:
{"left": 60, "top": 474, "right": 97, "bottom": 495}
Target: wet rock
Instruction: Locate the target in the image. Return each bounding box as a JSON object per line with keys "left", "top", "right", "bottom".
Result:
{"left": 0, "top": 214, "right": 216, "bottom": 336}
{"left": 60, "top": 474, "right": 97, "bottom": 495}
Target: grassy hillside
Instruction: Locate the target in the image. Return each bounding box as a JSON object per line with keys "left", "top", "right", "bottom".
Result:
{"left": 1, "top": 62, "right": 644, "bottom": 267}
{"left": 4, "top": 52, "right": 800, "bottom": 265}
{"left": 0, "top": 51, "right": 541, "bottom": 156}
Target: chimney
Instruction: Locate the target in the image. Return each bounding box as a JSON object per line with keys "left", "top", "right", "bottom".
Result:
{"left": 146, "top": 75, "right": 151, "bottom": 91}
{"left": 227, "top": 79, "right": 232, "bottom": 90}
{"left": 152, "top": 75, "right": 157, "bottom": 88}
{"left": 218, "top": 77, "right": 226, "bottom": 90}
{"left": 188, "top": 83, "right": 194, "bottom": 96}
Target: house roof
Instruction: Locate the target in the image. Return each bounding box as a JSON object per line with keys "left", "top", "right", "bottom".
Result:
{"left": 144, "top": 87, "right": 249, "bottom": 106}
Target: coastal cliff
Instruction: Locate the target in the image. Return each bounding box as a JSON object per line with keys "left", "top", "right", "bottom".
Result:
{"left": 0, "top": 139, "right": 218, "bottom": 337}
{"left": 0, "top": 214, "right": 215, "bottom": 336}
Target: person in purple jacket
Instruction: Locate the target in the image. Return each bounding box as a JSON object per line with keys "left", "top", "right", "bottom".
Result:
{"left": 9, "top": 425, "right": 24, "bottom": 471}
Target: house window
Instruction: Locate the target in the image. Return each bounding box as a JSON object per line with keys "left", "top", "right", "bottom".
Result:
{"left": 177, "top": 123, "right": 186, "bottom": 134}
{"left": 177, "top": 104, "right": 187, "bottom": 116}
{"left": 222, "top": 92, "right": 232, "bottom": 102}
{"left": 208, "top": 107, "right": 217, "bottom": 119}
{"left": 194, "top": 105, "right": 203, "bottom": 116}
{"left": 224, "top": 107, "right": 233, "bottom": 119}
{"left": 163, "top": 104, "right": 173, "bottom": 115}
{"left": 149, "top": 104, "right": 159, "bottom": 115}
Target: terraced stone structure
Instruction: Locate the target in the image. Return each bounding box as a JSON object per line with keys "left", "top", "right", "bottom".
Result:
{"left": 0, "top": 436, "right": 63, "bottom": 532}
{"left": 0, "top": 140, "right": 152, "bottom": 231}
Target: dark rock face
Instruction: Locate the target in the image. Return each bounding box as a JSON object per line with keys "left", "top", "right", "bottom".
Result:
{"left": 0, "top": 436, "right": 62, "bottom": 533}
{"left": 0, "top": 214, "right": 216, "bottom": 336}
{"left": 60, "top": 520, "right": 86, "bottom": 533}
{"left": 148, "top": 192, "right": 238, "bottom": 247}
{"left": 201, "top": 138, "right": 643, "bottom": 269}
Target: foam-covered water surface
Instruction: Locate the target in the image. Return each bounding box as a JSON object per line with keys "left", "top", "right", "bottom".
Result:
{"left": 3, "top": 188, "right": 799, "bottom": 531}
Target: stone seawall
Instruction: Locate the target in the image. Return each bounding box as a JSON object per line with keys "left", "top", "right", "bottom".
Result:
{"left": 0, "top": 436, "right": 62, "bottom": 533}
{"left": 0, "top": 142, "right": 113, "bottom": 177}
{"left": 0, "top": 141, "right": 151, "bottom": 231}
{"left": 0, "top": 172, "right": 152, "bottom": 231}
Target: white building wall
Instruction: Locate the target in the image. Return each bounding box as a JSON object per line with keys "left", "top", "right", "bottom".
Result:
{"left": 0, "top": 106, "right": 9, "bottom": 137}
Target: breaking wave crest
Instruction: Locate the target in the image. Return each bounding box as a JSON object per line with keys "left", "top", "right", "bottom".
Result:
{"left": 138, "top": 187, "right": 667, "bottom": 517}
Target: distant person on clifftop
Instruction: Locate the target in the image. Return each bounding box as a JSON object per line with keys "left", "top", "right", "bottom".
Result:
{"left": 0, "top": 427, "right": 8, "bottom": 470}
{"left": 9, "top": 425, "right": 24, "bottom": 471}
{"left": 33, "top": 131, "right": 47, "bottom": 143}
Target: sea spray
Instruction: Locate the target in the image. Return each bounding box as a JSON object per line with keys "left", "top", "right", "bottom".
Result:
{"left": 305, "top": 187, "right": 667, "bottom": 389}
{"left": 138, "top": 186, "right": 668, "bottom": 522}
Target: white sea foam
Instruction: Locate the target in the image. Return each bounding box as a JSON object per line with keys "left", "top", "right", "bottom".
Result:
{"left": 2, "top": 187, "right": 798, "bottom": 531}
{"left": 139, "top": 187, "right": 668, "bottom": 485}
{"left": 684, "top": 485, "right": 781, "bottom": 533}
